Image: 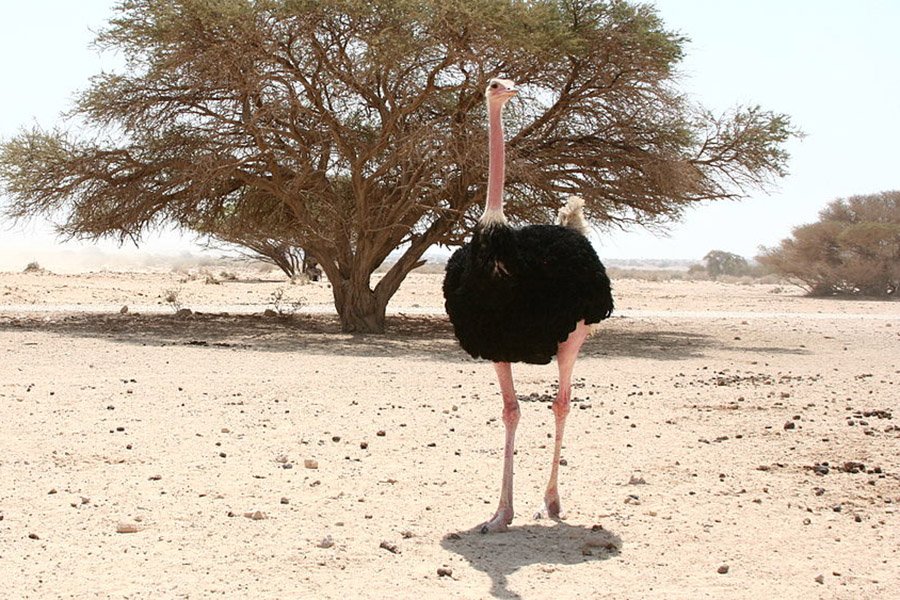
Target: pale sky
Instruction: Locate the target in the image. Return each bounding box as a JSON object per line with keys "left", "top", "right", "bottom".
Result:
{"left": 1, "top": 0, "right": 898, "bottom": 269}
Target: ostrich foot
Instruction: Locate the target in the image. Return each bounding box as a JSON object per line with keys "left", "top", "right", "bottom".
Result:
{"left": 479, "top": 506, "right": 514, "bottom": 534}
{"left": 534, "top": 491, "right": 566, "bottom": 521}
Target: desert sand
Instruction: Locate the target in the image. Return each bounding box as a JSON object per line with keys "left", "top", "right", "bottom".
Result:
{"left": 1, "top": 266, "right": 897, "bottom": 599}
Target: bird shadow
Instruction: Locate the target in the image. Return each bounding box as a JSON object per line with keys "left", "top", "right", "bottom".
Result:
{"left": 440, "top": 520, "right": 622, "bottom": 599}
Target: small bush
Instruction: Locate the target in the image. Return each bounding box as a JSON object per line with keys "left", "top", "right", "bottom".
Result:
{"left": 758, "top": 191, "right": 899, "bottom": 297}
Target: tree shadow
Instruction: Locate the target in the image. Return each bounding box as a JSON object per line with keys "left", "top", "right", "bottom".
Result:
{"left": 0, "top": 313, "right": 722, "bottom": 362}
{"left": 440, "top": 521, "right": 622, "bottom": 599}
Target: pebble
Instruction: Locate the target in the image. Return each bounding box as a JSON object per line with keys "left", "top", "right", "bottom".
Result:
{"left": 815, "top": 574, "right": 824, "bottom": 584}
{"left": 116, "top": 522, "right": 140, "bottom": 534}
{"left": 437, "top": 567, "right": 453, "bottom": 577}
{"left": 360, "top": 441, "right": 369, "bottom": 450}
{"left": 280, "top": 497, "right": 290, "bottom": 505}
{"left": 717, "top": 565, "right": 730, "bottom": 574}
{"left": 244, "top": 511, "right": 267, "bottom": 520}
{"left": 318, "top": 535, "right": 334, "bottom": 549}
{"left": 304, "top": 459, "right": 319, "bottom": 469}
{"left": 783, "top": 421, "right": 795, "bottom": 430}
{"left": 379, "top": 540, "right": 400, "bottom": 554}
{"left": 376, "top": 430, "right": 386, "bottom": 437}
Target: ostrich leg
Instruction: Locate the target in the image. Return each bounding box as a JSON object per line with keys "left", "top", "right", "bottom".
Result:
{"left": 481, "top": 361, "right": 519, "bottom": 533}
{"left": 536, "top": 321, "right": 590, "bottom": 520}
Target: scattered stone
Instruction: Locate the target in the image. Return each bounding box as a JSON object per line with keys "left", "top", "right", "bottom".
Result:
{"left": 559, "top": 458, "right": 568, "bottom": 466}
{"left": 401, "top": 530, "right": 414, "bottom": 539}
{"left": 628, "top": 474, "right": 647, "bottom": 485}
{"left": 304, "top": 459, "right": 319, "bottom": 469}
{"left": 717, "top": 564, "right": 730, "bottom": 574}
{"left": 376, "top": 430, "right": 386, "bottom": 437}
{"left": 379, "top": 540, "right": 400, "bottom": 554}
{"left": 812, "top": 463, "right": 830, "bottom": 476}
{"left": 815, "top": 574, "right": 824, "bottom": 584}
{"left": 116, "top": 522, "right": 140, "bottom": 534}
{"left": 149, "top": 475, "right": 162, "bottom": 481}
{"left": 783, "top": 421, "right": 795, "bottom": 430}
{"left": 48, "top": 488, "right": 57, "bottom": 495}
{"left": 263, "top": 309, "right": 278, "bottom": 318}
{"left": 444, "top": 532, "right": 461, "bottom": 541}
{"left": 119, "top": 305, "right": 129, "bottom": 314}
{"left": 28, "top": 533, "right": 40, "bottom": 540}
{"left": 280, "top": 497, "right": 290, "bottom": 505}
{"left": 174, "top": 308, "right": 193, "bottom": 319}
{"left": 360, "top": 441, "right": 369, "bottom": 450}
{"left": 244, "top": 511, "right": 267, "bottom": 520}
{"left": 437, "top": 567, "right": 453, "bottom": 578}
{"left": 318, "top": 535, "right": 334, "bottom": 549}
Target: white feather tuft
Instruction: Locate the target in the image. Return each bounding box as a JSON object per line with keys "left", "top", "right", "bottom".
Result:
{"left": 556, "top": 195, "right": 589, "bottom": 236}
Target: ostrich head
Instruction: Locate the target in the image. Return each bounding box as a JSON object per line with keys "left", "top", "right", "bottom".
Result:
{"left": 485, "top": 78, "right": 518, "bottom": 106}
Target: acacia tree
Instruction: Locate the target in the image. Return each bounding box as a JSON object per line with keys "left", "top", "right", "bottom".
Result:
{"left": 703, "top": 250, "right": 750, "bottom": 279}
{"left": 758, "top": 191, "right": 900, "bottom": 297}
{"left": 0, "top": 0, "right": 797, "bottom": 332}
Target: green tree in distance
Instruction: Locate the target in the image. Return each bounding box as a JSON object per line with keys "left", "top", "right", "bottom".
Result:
{"left": 0, "top": 0, "right": 798, "bottom": 332}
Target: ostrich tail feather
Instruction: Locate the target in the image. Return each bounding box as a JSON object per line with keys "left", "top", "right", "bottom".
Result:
{"left": 556, "top": 195, "right": 589, "bottom": 236}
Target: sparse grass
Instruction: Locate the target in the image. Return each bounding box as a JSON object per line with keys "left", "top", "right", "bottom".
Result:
{"left": 269, "top": 287, "right": 305, "bottom": 316}
{"left": 162, "top": 288, "right": 183, "bottom": 312}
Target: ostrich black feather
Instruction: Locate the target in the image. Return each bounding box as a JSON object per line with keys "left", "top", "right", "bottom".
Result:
{"left": 443, "top": 222, "right": 613, "bottom": 365}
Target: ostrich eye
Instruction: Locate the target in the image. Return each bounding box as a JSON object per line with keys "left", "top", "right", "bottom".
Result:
{"left": 490, "top": 82, "right": 499, "bottom": 89}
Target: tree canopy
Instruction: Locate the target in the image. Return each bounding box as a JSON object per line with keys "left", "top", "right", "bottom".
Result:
{"left": 0, "top": 0, "right": 798, "bottom": 332}
{"left": 758, "top": 191, "right": 900, "bottom": 297}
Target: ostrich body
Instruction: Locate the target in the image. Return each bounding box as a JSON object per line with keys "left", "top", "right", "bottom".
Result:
{"left": 443, "top": 79, "right": 613, "bottom": 533}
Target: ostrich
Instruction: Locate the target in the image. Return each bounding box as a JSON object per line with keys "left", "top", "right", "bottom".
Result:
{"left": 443, "top": 78, "right": 613, "bottom": 533}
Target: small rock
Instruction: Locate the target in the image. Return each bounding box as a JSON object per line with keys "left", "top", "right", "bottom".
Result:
{"left": 120, "top": 305, "right": 129, "bottom": 314}
{"left": 263, "top": 308, "right": 278, "bottom": 317}
{"left": 360, "top": 441, "right": 369, "bottom": 450}
{"left": 28, "top": 533, "right": 40, "bottom": 540}
{"left": 628, "top": 474, "right": 647, "bottom": 485}
{"left": 379, "top": 540, "right": 400, "bottom": 554}
{"left": 318, "top": 535, "right": 334, "bottom": 549}
{"left": 376, "top": 430, "right": 386, "bottom": 437}
{"left": 48, "top": 488, "right": 57, "bottom": 495}
{"left": 244, "top": 511, "right": 267, "bottom": 520}
{"left": 304, "top": 459, "right": 319, "bottom": 469}
{"left": 280, "top": 497, "right": 290, "bottom": 505}
{"left": 149, "top": 475, "right": 162, "bottom": 481}
{"left": 815, "top": 574, "right": 824, "bottom": 584}
{"left": 717, "top": 564, "right": 729, "bottom": 574}
{"left": 437, "top": 567, "right": 453, "bottom": 577}
{"left": 116, "top": 522, "right": 140, "bottom": 534}
{"left": 783, "top": 421, "right": 795, "bottom": 430}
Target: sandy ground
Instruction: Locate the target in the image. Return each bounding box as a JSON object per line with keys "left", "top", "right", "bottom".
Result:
{"left": 1, "top": 267, "right": 898, "bottom": 599}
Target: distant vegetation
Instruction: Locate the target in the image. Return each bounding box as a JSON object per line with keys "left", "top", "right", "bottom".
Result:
{"left": 758, "top": 191, "right": 899, "bottom": 298}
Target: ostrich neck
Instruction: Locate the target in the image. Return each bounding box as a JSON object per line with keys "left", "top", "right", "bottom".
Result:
{"left": 481, "top": 101, "right": 508, "bottom": 226}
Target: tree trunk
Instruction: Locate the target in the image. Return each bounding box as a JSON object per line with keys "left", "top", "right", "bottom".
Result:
{"left": 334, "top": 278, "right": 388, "bottom": 333}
